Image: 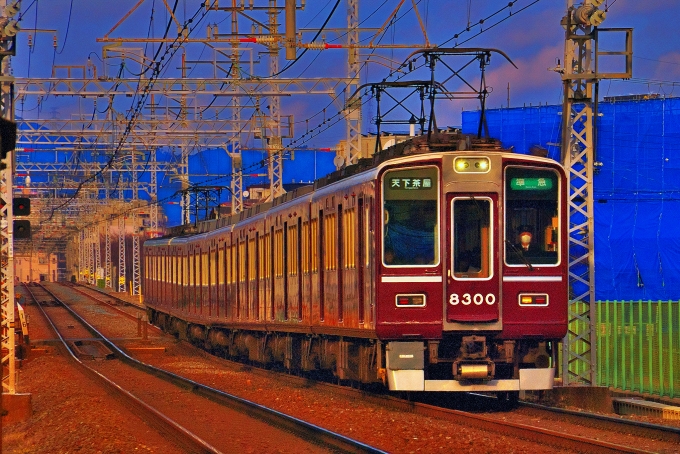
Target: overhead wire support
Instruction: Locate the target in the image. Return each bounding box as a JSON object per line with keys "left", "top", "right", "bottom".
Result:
{"left": 0, "top": 0, "right": 18, "bottom": 396}
{"left": 558, "top": 0, "right": 632, "bottom": 387}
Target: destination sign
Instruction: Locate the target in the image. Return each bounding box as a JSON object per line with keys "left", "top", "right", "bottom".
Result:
{"left": 389, "top": 177, "right": 433, "bottom": 190}
{"left": 510, "top": 177, "right": 553, "bottom": 190}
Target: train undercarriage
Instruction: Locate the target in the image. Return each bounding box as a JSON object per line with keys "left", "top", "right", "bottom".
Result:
{"left": 148, "top": 307, "right": 557, "bottom": 395}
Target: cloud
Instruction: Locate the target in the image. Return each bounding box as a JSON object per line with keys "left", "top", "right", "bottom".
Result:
{"left": 650, "top": 52, "right": 680, "bottom": 92}
{"left": 481, "top": 43, "right": 565, "bottom": 108}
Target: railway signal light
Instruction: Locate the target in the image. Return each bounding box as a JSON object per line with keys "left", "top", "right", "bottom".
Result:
{"left": 13, "top": 197, "right": 30, "bottom": 216}
{"left": 0, "top": 117, "right": 17, "bottom": 171}
{"left": 14, "top": 220, "right": 30, "bottom": 239}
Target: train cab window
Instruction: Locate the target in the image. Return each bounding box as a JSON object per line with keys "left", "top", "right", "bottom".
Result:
{"left": 504, "top": 166, "right": 560, "bottom": 267}
{"left": 382, "top": 166, "right": 439, "bottom": 266}
{"left": 452, "top": 197, "right": 492, "bottom": 279}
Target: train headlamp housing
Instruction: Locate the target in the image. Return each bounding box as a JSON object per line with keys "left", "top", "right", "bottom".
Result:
{"left": 454, "top": 157, "right": 490, "bottom": 173}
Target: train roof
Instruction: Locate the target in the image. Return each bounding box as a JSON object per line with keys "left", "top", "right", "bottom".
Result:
{"left": 149, "top": 131, "right": 556, "bottom": 244}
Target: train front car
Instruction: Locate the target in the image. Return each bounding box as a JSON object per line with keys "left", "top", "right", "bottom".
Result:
{"left": 376, "top": 144, "right": 568, "bottom": 395}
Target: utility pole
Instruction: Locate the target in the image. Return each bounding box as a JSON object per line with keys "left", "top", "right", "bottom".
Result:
{"left": 559, "top": 0, "right": 632, "bottom": 386}
{"left": 0, "top": 0, "right": 18, "bottom": 396}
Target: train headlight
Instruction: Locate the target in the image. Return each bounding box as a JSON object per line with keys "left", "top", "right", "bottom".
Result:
{"left": 454, "top": 157, "right": 490, "bottom": 173}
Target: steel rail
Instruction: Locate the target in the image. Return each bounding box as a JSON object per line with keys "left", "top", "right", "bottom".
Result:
{"left": 22, "top": 283, "right": 221, "bottom": 454}
{"left": 71, "top": 282, "right": 674, "bottom": 452}
{"left": 68, "top": 283, "right": 154, "bottom": 326}
{"left": 520, "top": 400, "right": 680, "bottom": 443}
{"left": 38, "top": 282, "right": 385, "bottom": 454}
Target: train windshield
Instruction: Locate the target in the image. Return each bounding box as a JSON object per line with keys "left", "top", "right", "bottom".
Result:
{"left": 382, "top": 166, "right": 439, "bottom": 266}
{"left": 504, "top": 166, "right": 560, "bottom": 266}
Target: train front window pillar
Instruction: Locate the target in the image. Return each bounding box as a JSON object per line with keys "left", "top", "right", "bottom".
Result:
{"left": 504, "top": 166, "right": 560, "bottom": 267}
{"left": 382, "top": 166, "right": 440, "bottom": 266}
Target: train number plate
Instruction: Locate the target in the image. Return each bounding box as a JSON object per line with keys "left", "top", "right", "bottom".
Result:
{"left": 449, "top": 293, "right": 496, "bottom": 306}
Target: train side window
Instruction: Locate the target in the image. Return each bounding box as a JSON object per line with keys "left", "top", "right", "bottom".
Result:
{"left": 452, "top": 197, "right": 492, "bottom": 279}
{"left": 188, "top": 252, "right": 194, "bottom": 287}
{"left": 344, "top": 208, "right": 356, "bottom": 269}
{"left": 160, "top": 253, "right": 165, "bottom": 282}
{"left": 178, "top": 253, "right": 183, "bottom": 288}
{"left": 224, "top": 244, "right": 230, "bottom": 285}
{"left": 382, "top": 166, "right": 439, "bottom": 266}
{"left": 182, "top": 253, "right": 186, "bottom": 288}
{"left": 504, "top": 166, "right": 560, "bottom": 267}
{"left": 183, "top": 254, "right": 188, "bottom": 287}
{"left": 212, "top": 249, "right": 218, "bottom": 287}
{"left": 365, "top": 198, "right": 372, "bottom": 268}
{"left": 310, "top": 218, "right": 319, "bottom": 273}
{"left": 178, "top": 254, "right": 183, "bottom": 288}
{"left": 195, "top": 250, "right": 200, "bottom": 290}
{"left": 302, "top": 221, "right": 310, "bottom": 274}
{"left": 218, "top": 247, "right": 225, "bottom": 285}
{"left": 274, "top": 229, "right": 284, "bottom": 278}
{"left": 203, "top": 252, "right": 209, "bottom": 286}
{"left": 324, "top": 213, "right": 337, "bottom": 270}
{"left": 228, "top": 244, "right": 236, "bottom": 284}
{"left": 258, "top": 234, "right": 266, "bottom": 280}
{"left": 248, "top": 237, "right": 257, "bottom": 282}
{"left": 169, "top": 252, "right": 173, "bottom": 284}
{"left": 288, "top": 223, "right": 298, "bottom": 276}
{"left": 239, "top": 240, "right": 247, "bottom": 283}
{"left": 264, "top": 233, "right": 271, "bottom": 280}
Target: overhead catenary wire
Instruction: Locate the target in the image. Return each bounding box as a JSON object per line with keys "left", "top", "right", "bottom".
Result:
{"left": 46, "top": 0, "right": 214, "bottom": 219}
{"left": 39, "top": 0, "right": 553, "bottom": 232}
{"left": 54, "top": 0, "right": 73, "bottom": 54}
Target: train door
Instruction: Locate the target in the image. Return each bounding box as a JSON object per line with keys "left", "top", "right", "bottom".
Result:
{"left": 445, "top": 194, "right": 500, "bottom": 323}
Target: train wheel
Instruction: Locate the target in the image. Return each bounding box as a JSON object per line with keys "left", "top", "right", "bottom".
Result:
{"left": 496, "top": 391, "right": 519, "bottom": 410}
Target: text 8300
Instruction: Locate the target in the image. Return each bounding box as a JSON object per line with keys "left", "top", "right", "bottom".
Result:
{"left": 449, "top": 293, "right": 496, "bottom": 306}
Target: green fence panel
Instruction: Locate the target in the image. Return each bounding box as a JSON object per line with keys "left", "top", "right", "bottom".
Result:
{"left": 596, "top": 300, "right": 679, "bottom": 399}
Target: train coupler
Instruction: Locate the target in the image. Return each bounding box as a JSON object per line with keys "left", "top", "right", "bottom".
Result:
{"left": 452, "top": 360, "right": 495, "bottom": 381}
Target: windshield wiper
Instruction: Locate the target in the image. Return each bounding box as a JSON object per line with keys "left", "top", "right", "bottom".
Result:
{"left": 505, "top": 240, "right": 534, "bottom": 271}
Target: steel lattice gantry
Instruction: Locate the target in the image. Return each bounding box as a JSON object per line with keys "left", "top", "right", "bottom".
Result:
{"left": 13, "top": 0, "right": 438, "bottom": 299}
{"left": 0, "top": 0, "right": 17, "bottom": 396}
{"left": 559, "top": 0, "right": 632, "bottom": 386}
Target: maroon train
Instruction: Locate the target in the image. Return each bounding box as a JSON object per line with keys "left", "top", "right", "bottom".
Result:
{"left": 144, "top": 131, "right": 568, "bottom": 397}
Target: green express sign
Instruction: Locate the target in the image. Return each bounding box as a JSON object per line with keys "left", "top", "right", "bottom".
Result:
{"left": 510, "top": 177, "right": 553, "bottom": 191}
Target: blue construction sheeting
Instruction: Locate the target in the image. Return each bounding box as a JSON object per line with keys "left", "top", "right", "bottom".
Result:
{"left": 462, "top": 98, "right": 680, "bottom": 301}
{"left": 158, "top": 147, "right": 336, "bottom": 225}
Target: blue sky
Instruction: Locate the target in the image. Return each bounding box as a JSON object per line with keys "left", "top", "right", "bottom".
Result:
{"left": 11, "top": 0, "right": 680, "bottom": 150}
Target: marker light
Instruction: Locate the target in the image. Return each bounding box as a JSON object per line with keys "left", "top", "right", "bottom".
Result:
{"left": 454, "top": 157, "right": 490, "bottom": 173}
{"left": 518, "top": 293, "right": 549, "bottom": 306}
{"left": 396, "top": 294, "right": 426, "bottom": 307}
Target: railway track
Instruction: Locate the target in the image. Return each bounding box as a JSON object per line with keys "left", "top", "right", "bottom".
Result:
{"left": 25, "top": 282, "right": 383, "bottom": 454}
{"left": 232, "top": 367, "right": 680, "bottom": 454}
{"left": 55, "top": 283, "right": 680, "bottom": 453}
